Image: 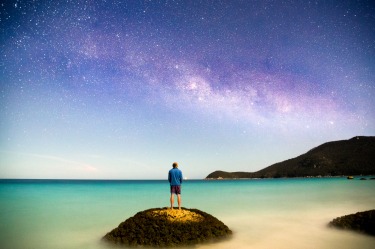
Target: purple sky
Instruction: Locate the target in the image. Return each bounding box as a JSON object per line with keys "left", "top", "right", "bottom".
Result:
{"left": 1, "top": 0, "right": 374, "bottom": 179}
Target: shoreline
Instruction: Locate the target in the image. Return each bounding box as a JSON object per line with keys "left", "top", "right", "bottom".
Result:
{"left": 205, "top": 175, "right": 375, "bottom": 180}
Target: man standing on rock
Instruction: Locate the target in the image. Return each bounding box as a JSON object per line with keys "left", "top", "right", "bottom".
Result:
{"left": 168, "top": 162, "right": 183, "bottom": 209}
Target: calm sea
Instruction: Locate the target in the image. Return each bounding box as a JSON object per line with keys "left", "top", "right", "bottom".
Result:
{"left": 0, "top": 178, "right": 374, "bottom": 249}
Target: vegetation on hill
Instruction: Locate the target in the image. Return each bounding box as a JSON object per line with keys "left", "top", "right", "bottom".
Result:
{"left": 206, "top": 136, "right": 375, "bottom": 179}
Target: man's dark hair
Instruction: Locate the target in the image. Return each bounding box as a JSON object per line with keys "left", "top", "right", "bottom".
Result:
{"left": 172, "top": 162, "right": 178, "bottom": 168}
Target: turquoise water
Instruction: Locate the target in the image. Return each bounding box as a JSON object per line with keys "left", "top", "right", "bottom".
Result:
{"left": 0, "top": 178, "right": 374, "bottom": 249}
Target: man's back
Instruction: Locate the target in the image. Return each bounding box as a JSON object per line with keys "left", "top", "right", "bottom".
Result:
{"left": 168, "top": 168, "right": 182, "bottom": 186}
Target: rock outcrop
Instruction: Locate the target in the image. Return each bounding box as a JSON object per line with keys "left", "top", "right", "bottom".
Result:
{"left": 103, "top": 207, "right": 232, "bottom": 247}
{"left": 329, "top": 210, "right": 375, "bottom": 236}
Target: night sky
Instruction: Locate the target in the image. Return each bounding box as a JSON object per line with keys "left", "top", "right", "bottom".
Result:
{"left": 1, "top": 0, "right": 374, "bottom": 179}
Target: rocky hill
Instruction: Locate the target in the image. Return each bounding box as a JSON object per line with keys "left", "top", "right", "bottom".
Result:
{"left": 206, "top": 136, "right": 375, "bottom": 179}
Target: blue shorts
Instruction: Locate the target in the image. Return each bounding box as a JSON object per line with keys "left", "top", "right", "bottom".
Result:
{"left": 170, "top": 185, "right": 181, "bottom": 195}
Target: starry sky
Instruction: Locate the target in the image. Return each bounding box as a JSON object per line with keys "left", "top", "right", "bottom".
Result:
{"left": 1, "top": 0, "right": 374, "bottom": 179}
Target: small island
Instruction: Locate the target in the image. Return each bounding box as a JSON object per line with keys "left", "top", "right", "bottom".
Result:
{"left": 103, "top": 207, "right": 232, "bottom": 247}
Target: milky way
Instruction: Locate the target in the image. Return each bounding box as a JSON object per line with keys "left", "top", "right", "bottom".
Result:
{"left": 1, "top": 1, "right": 374, "bottom": 179}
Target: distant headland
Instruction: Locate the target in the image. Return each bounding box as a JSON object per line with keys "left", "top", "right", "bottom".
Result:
{"left": 206, "top": 136, "right": 375, "bottom": 179}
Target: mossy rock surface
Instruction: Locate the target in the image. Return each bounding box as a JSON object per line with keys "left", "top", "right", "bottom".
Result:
{"left": 103, "top": 207, "right": 232, "bottom": 247}
{"left": 329, "top": 209, "right": 375, "bottom": 236}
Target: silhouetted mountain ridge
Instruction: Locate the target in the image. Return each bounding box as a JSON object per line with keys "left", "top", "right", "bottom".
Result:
{"left": 206, "top": 136, "right": 375, "bottom": 179}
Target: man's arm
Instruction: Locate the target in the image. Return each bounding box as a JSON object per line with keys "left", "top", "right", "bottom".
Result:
{"left": 168, "top": 171, "right": 171, "bottom": 183}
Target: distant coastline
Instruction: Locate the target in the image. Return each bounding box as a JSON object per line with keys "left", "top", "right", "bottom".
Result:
{"left": 205, "top": 175, "right": 375, "bottom": 180}
{"left": 206, "top": 136, "right": 375, "bottom": 179}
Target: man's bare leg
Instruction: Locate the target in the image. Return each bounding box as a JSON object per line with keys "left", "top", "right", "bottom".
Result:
{"left": 170, "top": 194, "right": 174, "bottom": 209}
{"left": 177, "top": 194, "right": 181, "bottom": 210}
